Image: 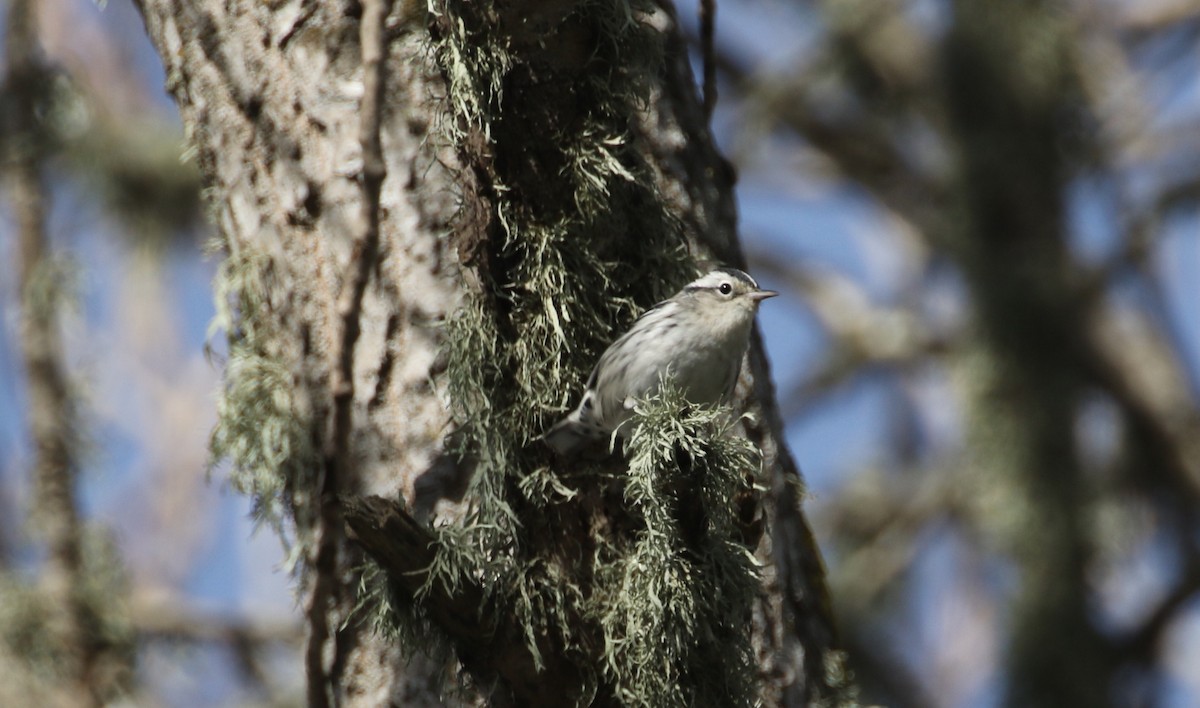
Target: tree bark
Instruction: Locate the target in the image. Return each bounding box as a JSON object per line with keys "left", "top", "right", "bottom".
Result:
{"left": 131, "top": 1, "right": 841, "bottom": 703}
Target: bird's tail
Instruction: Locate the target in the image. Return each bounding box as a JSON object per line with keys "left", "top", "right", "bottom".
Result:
{"left": 542, "top": 414, "right": 590, "bottom": 456}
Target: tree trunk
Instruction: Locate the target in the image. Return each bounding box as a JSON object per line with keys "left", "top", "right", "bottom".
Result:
{"left": 131, "top": 1, "right": 843, "bottom": 704}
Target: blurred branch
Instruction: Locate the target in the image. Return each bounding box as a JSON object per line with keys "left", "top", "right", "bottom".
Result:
{"left": 699, "top": 0, "right": 716, "bottom": 119}
{"left": 1117, "top": 549, "right": 1200, "bottom": 665}
{"left": 815, "top": 0, "right": 936, "bottom": 118}
{"left": 1117, "top": 0, "right": 1200, "bottom": 34}
{"left": 821, "top": 468, "right": 965, "bottom": 610}
{"left": 34, "top": 0, "right": 204, "bottom": 245}
{"left": 1123, "top": 173, "right": 1200, "bottom": 395}
{"left": 695, "top": 0, "right": 950, "bottom": 237}
{"left": 939, "top": 1, "right": 1118, "bottom": 704}
{"left": 819, "top": 466, "right": 970, "bottom": 708}
{"left": 749, "top": 253, "right": 951, "bottom": 419}
{"left": 1093, "top": 173, "right": 1200, "bottom": 293}
{"left": 132, "top": 593, "right": 301, "bottom": 691}
{"left": 1077, "top": 188, "right": 1200, "bottom": 515}
{"left": 4, "top": 1, "right": 101, "bottom": 705}
{"left": 1086, "top": 311, "right": 1200, "bottom": 508}
{"left": 67, "top": 118, "right": 205, "bottom": 245}
{"left": 837, "top": 627, "right": 927, "bottom": 708}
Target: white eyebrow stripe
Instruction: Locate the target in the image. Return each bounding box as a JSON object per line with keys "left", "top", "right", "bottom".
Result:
{"left": 684, "top": 268, "right": 759, "bottom": 291}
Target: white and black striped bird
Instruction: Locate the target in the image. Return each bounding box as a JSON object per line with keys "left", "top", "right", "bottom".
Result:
{"left": 543, "top": 267, "right": 777, "bottom": 456}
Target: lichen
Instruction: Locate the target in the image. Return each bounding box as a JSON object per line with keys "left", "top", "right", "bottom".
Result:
{"left": 209, "top": 244, "right": 318, "bottom": 569}
{"left": 349, "top": 0, "right": 769, "bottom": 703}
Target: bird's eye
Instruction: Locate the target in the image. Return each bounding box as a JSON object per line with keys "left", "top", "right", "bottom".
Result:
{"left": 718, "top": 282, "right": 733, "bottom": 295}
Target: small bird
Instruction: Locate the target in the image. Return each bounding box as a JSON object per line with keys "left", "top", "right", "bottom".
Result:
{"left": 544, "top": 267, "right": 777, "bottom": 455}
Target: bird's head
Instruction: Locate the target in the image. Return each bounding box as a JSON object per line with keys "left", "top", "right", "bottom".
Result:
{"left": 677, "top": 267, "right": 777, "bottom": 333}
{"left": 683, "top": 267, "right": 776, "bottom": 306}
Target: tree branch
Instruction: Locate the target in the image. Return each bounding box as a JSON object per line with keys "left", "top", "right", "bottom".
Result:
{"left": 308, "top": 1, "right": 394, "bottom": 705}
{"left": 342, "top": 495, "right": 586, "bottom": 705}
{"left": 5, "top": 2, "right": 100, "bottom": 705}
{"left": 692, "top": 5, "right": 949, "bottom": 239}
{"left": 1117, "top": 550, "right": 1200, "bottom": 665}
{"left": 1083, "top": 330, "right": 1200, "bottom": 508}
{"left": 132, "top": 595, "right": 302, "bottom": 692}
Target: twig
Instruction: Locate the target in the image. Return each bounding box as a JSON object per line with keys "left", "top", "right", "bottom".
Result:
{"left": 306, "top": 1, "right": 394, "bottom": 706}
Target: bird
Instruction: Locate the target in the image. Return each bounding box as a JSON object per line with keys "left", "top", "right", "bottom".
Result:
{"left": 543, "top": 267, "right": 777, "bottom": 456}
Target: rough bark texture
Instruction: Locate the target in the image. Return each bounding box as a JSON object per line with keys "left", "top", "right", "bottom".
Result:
{"left": 134, "top": 1, "right": 463, "bottom": 703}
{"left": 132, "top": 0, "right": 838, "bottom": 704}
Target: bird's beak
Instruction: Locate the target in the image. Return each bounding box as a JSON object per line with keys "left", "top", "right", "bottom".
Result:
{"left": 748, "top": 289, "right": 778, "bottom": 302}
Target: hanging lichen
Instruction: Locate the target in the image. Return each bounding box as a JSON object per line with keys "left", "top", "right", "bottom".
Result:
{"left": 353, "top": 1, "right": 766, "bottom": 704}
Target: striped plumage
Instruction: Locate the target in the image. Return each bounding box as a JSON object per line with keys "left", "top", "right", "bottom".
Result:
{"left": 543, "top": 268, "right": 777, "bottom": 456}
